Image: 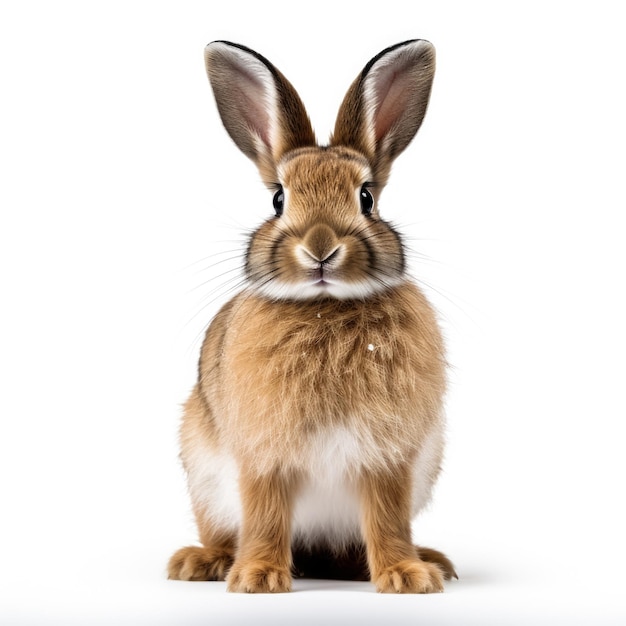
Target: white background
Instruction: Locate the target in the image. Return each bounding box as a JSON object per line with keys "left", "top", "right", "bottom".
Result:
{"left": 1, "top": 1, "right": 625, "bottom": 624}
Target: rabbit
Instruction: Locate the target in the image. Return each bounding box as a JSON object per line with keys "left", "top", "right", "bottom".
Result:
{"left": 167, "top": 39, "right": 456, "bottom": 594}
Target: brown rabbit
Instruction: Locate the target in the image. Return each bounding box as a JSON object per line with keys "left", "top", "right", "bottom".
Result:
{"left": 167, "top": 39, "right": 456, "bottom": 593}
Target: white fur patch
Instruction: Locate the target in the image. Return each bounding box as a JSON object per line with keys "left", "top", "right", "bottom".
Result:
{"left": 292, "top": 428, "right": 365, "bottom": 548}
{"left": 186, "top": 444, "right": 242, "bottom": 530}
{"left": 410, "top": 422, "right": 445, "bottom": 516}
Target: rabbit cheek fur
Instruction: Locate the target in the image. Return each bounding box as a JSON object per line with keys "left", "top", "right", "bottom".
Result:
{"left": 168, "top": 40, "right": 456, "bottom": 593}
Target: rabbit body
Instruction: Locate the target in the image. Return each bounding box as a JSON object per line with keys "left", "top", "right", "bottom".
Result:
{"left": 168, "top": 40, "right": 455, "bottom": 593}
{"left": 183, "top": 285, "right": 445, "bottom": 537}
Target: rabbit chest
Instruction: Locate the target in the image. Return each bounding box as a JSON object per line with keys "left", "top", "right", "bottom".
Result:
{"left": 208, "top": 288, "right": 446, "bottom": 473}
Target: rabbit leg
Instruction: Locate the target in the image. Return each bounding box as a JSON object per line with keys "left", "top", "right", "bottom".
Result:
{"left": 226, "top": 469, "right": 296, "bottom": 593}
{"left": 360, "top": 467, "right": 445, "bottom": 593}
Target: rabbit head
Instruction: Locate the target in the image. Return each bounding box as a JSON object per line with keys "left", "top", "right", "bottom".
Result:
{"left": 204, "top": 40, "right": 435, "bottom": 300}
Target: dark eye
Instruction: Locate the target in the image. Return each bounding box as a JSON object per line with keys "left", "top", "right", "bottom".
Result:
{"left": 360, "top": 185, "right": 374, "bottom": 216}
{"left": 273, "top": 186, "right": 284, "bottom": 217}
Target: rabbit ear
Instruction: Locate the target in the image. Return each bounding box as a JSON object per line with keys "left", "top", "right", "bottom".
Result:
{"left": 331, "top": 40, "right": 435, "bottom": 183}
{"left": 204, "top": 41, "right": 316, "bottom": 180}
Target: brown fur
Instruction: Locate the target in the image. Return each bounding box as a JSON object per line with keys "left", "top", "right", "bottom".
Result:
{"left": 168, "top": 40, "right": 454, "bottom": 593}
{"left": 196, "top": 287, "right": 445, "bottom": 471}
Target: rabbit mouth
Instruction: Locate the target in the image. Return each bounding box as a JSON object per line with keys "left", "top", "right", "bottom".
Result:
{"left": 306, "top": 275, "right": 363, "bottom": 295}
{"left": 310, "top": 268, "right": 330, "bottom": 285}
{"left": 309, "top": 269, "right": 342, "bottom": 291}
{"left": 309, "top": 277, "right": 333, "bottom": 291}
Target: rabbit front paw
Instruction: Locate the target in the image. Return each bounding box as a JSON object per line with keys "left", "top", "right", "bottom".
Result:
{"left": 227, "top": 560, "right": 292, "bottom": 593}
{"left": 374, "top": 559, "right": 444, "bottom": 594}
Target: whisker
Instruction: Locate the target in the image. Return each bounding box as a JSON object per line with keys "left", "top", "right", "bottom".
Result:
{"left": 188, "top": 252, "right": 245, "bottom": 276}
{"left": 185, "top": 273, "right": 251, "bottom": 354}
{"left": 180, "top": 247, "right": 244, "bottom": 271}
{"left": 188, "top": 265, "right": 243, "bottom": 293}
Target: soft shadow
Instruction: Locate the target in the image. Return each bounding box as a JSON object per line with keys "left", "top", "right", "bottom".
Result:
{"left": 292, "top": 578, "right": 373, "bottom": 593}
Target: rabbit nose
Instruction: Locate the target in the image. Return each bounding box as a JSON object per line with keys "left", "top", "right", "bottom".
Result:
{"left": 297, "top": 225, "right": 343, "bottom": 265}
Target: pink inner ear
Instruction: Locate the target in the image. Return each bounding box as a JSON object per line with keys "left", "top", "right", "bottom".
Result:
{"left": 372, "top": 65, "right": 412, "bottom": 142}
{"left": 229, "top": 63, "right": 272, "bottom": 148}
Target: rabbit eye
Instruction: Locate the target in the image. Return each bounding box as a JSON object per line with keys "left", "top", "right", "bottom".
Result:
{"left": 273, "top": 187, "right": 285, "bottom": 217}
{"left": 360, "top": 186, "right": 374, "bottom": 216}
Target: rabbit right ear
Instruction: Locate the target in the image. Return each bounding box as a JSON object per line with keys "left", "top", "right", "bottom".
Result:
{"left": 204, "top": 41, "right": 316, "bottom": 181}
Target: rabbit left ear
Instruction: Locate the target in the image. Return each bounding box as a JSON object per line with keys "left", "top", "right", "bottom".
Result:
{"left": 204, "top": 41, "right": 316, "bottom": 180}
{"left": 331, "top": 40, "right": 436, "bottom": 184}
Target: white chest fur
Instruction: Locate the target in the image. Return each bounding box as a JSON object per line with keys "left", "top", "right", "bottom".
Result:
{"left": 291, "top": 429, "right": 364, "bottom": 549}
